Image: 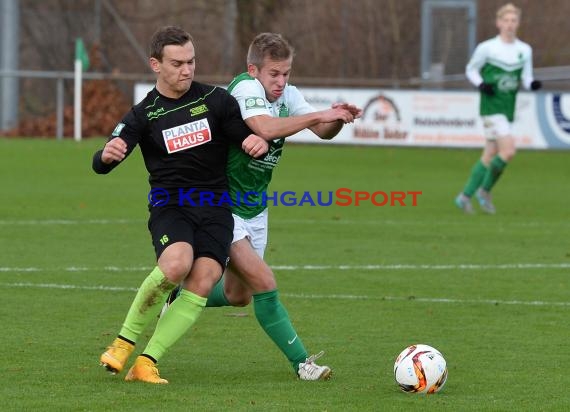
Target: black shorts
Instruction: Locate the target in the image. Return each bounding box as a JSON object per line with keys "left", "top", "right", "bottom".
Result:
{"left": 148, "top": 206, "right": 234, "bottom": 269}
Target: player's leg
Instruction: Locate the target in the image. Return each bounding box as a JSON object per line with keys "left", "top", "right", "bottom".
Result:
{"left": 455, "top": 148, "right": 490, "bottom": 214}
{"left": 162, "top": 264, "right": 245, "bottom": 309}
{"left": 126, "top": 257, "right": 221, "bottom": 384}
{"left": 481, "top": 135, "right": 514, "bottom": 191}
{"left": 162, "top": 212, "right": 250, "bottom": 310}
{"left": 478, "top": 115, "right": 514, "bottom": 213}
{"left": 100, "top": 243, "right": 191, "bottom": 374}
{"left": 100, "top": 208, "right": 192, "bottom": 374}
{"left": 218, "top": 262, "right": 254, "bottom": 306}
{"left": 206, "top": 211, "right": 267, "bottom": 307}
{"left": 229, "top": 241, "right": 305, "bottom": 366}
{"left": 229, "top": 211, "right": 331, "bottom": 380}
{"left": 160, "top": 267, "right": 241, "bottom": 312}
{"left": 455, "top": 115, "right": 499, "bottom": 213}
{"left": 469, "top": 139, "right": 498, "bottom": 196}
{"left": 100, "top": 242, "right": 191, "bottom": 373}
{"left": 125, "top": 207, "right": 233, "bottom": 383}
{"left": 229, "top": 237, "right": 276, "bottom": 292}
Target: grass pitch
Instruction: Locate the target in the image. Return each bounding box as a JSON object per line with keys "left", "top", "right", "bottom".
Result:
{"left": 1, "top": 138, "right": 569, "bottom": 411}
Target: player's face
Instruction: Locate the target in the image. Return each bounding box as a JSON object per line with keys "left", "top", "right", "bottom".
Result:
{"left": 151, "top": 42, "right": 195, "bottom": 99}
{"left": 249, "top": 57, "right": 293, "bottom": 103}
{"left": 496, "top": 11, "right": 519, "bottom": 40}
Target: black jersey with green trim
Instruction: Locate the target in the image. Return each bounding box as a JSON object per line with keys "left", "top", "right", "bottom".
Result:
{"left": 92, "top": 82, "right": 253, "bottom": 203}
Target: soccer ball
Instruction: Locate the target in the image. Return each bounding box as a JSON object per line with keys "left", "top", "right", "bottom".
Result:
{"left": 393, "top": 344, "right": 448, "bottom": 394}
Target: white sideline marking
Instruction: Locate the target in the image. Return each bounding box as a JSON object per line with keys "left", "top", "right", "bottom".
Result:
{"left": 0, "top": 282, "right": 138, "bottom": 292}
{"left": 0, "top": 218, "right": 567, "bottom": 228}
{"left": 0, "top": 219, "right": 144, "bottom": 225}
{"left": 1, "top": 263, "right": 569, "bottom": 273}
{"left": 273, "top": 263, "right": 570, "bottom": 270}
{"left": 0, "top": 266, "right": 152, "bottom": 272}
{"left": 1, "top": 281, "right": 569, "bottom": 307}
{"left": 277, "top": 218, "right": 570, "bottom": 228}
{"left": 283, "top": 293, "right": 570, "bottom": 307}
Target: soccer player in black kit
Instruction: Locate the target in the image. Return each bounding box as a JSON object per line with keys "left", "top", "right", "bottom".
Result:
{"left": 94, "top": 26, "right": 268, "bottom": 384}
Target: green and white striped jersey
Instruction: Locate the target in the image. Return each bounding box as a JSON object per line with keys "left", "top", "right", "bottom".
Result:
{"left": 226, "top": 73, "right": 315, "bottom": 218}
{"left": 466, "top": 36, "right": 535, "bottom": 121}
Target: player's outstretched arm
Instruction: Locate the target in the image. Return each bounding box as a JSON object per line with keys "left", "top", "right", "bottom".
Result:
{"left": 310, "top": 107, "right": 357, "bottom": 140}
{"left": 245, "top": 106, "right": 354, "bottom": 141}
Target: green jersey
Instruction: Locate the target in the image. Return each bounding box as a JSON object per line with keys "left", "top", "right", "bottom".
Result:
{"left": 466, "top": 36, "right": 535, "bottom": 122}
{"left": 226, "top": 73, "right": 315, "bottom": 218}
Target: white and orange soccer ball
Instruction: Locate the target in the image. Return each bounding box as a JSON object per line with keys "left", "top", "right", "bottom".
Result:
{"left": 393, "top": 344, "right": 448, "bottom": 394}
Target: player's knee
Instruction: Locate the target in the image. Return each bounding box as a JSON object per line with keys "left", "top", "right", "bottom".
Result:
{"left": 230, "top": 294, "right": 252, "bottom": 307}
{"left": 481, "top": 152, "right": 495, "bottom": 165}
{"left": 159, "top": 259, "right": 192, "bottom": 283}
{"left": 260, "top": 276, "right": 277, "bottom": 291}
{"left": 224, "top": 285, "right": 252, "bottom": 306}
{"left": 500, "top": 147, "right": 516, "bottom": 161}
{"left": 250, "top": 268, "right": 277, "bottom": 292}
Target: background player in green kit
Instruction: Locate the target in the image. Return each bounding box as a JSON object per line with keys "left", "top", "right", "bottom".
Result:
{"left": 455, "top": 3, "right": 541, "bottom": 214}
{"left": 168, "top": 32, "right": 361, "bottom": 380}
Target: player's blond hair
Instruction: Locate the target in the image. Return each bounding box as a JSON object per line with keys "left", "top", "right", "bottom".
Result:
{"left": 247, "top": 33, "right": 294, "bottom": 68}
{"left": 496, "top": 3, "right": 521, "bottom": 19}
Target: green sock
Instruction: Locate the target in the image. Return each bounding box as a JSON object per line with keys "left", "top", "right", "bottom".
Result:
{"left": 143, "top": 289, "right": 207, "bottom": 361}
{"left": 119, "top": 266, "right": 176, "bottom": 343}
{"left": 253, "top": 289, "right": 308, "bottom": 372}
{"left": 206, "top": 276, "right": 230, "bottom": 307}
{"left": 481, "top": 155, "right": 507, "bottom": 191}
{"left": 462, "top": 159, "right": 488, "bottom": 197}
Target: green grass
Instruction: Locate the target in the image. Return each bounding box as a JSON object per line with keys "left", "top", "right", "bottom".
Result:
{"left": 1, "top": 137, "right": 569, "bottom": 411}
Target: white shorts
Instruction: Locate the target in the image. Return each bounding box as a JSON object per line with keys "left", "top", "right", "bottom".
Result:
{"left": 232, "top": 209, "right": 268, "bottom": 258}
{"left": 482, "top": 114, "right": 512, "bottom": 140}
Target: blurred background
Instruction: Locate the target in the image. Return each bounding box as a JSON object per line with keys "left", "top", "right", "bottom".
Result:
{"left": 1, "top": 0, "right": 569, "bottom": 137}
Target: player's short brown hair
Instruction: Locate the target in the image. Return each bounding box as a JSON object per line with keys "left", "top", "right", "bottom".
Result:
{"left": 150, "top": 26, "right": 194, "bottom": 61}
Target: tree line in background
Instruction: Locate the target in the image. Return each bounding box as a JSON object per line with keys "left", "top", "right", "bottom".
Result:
{"left": 6, "top": 0, "right": 570, "bottom": 137}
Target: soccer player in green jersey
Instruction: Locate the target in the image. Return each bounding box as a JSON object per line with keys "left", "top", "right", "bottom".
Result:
{"left": 167, "top": 32, "right": 361, "bottom": 380}
{"left": 455, "top": 3, "right": 541, "bottom": 214}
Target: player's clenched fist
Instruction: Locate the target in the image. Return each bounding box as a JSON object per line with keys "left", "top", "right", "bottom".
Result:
{"left": 101, "top": 137, "right": 128, "bottom": 164}
{"left": 242, "top": 135, "right": 269, "bottom": 158}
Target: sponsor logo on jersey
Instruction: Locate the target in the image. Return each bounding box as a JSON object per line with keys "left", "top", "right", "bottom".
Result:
{"left": 248, "top": 140, "right": 283, "bottom": 170}
{"left": 190, "top": 104, "right": 208, "bottom": 116}
{"left": 162, "top": 119, "right": 212, "bottom": 153}
{"left": 497, "top": 74, "right": 519, "bottom": 92}
{"left": 112, "top": 122, "right": 126, "bottom": 137}
{"left": 278, "top": 103, "right": 289, "bottom": 117}
{"left": 147, "top": 107, "right": 165, "bottom": 119}
{"left": 245, "top": 97, "right": 266, "bottom": 110}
